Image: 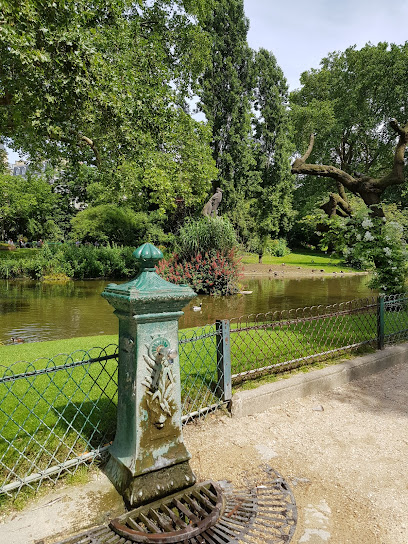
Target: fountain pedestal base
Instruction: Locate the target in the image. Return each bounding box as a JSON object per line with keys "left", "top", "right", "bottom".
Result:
{"left": 105, "top": 456, "right": 195, "bottom": 507}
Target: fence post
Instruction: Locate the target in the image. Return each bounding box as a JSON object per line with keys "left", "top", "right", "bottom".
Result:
{"left": 377, "top": 294, "right": 385, "bottom": 350}
{"left": 216, "top": 319, "right": 232, "bottom": 404}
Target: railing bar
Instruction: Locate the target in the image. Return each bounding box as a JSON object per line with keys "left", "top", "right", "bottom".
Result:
{"left": 0, "top": 354, "right": 118, "bottom": 384}
{"left": 230, "top": 307, "right": 377, "bottom": 334}
{"left": 0, "top": 445, "right": 110, "bottom": 494}
{"left": 179, "top": 332, "right": 218, "bottom": 343}
{"left": 181, "top": 402, "right": 228, "bottom": 423}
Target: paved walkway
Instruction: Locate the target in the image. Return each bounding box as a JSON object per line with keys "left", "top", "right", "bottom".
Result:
{"left": 0, "top": 361, "right": 407, "bottom": 543}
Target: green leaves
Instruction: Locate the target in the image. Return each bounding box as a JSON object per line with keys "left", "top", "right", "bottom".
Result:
{"left": 71, "top": 204, "right": 166, "bottom": 246}
{"left": 290, "top": 42, "right": 408, "bottom": 177}
{"left": 0, "top": 173, "right": 61, "bottom": 240}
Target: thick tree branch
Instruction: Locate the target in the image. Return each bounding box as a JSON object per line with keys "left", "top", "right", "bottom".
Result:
{"left": 292, "top": 133, "right": 315, "bottom": 167}
{"left": 378, "top": 119, "right": 408, "bottom": 188}
{"left": 79, "top": 135, "right": 101, "bottom": 167}
{"left": 291, "top": 121, "right": 408, "bottom": 218}
{"left": 292, "top": 133, "right": 356, "bottom": 188}
{"left": 292, "top": 160, "right": 357, "bottom": 188}
{"left": 320, "top": 192, "right": 352, "bottom": 218}
{"left": 336, "top": 181, "right": 349, "bottom": 204}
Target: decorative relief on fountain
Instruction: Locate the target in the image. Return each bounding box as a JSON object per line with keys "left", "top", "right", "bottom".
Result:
{"left": 142, "top": 337, "right": 177, "bottom": 429}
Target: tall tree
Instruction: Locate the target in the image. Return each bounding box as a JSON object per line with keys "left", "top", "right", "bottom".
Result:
{"left": 290, "top": 42, "right": 408, "bottom": 219}
{"left": 251, "top": 48, "right": 294, "bottom": 250}
{"left": 198, "top": 0, "right": 257, "bottom": 214}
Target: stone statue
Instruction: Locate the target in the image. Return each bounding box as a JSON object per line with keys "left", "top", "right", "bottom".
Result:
{"left": 202, "top": 187, "right": 223, "bottom": 217}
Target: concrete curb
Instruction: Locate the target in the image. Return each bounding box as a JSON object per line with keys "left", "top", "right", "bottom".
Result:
{"left": 231, "top": 342, "right": 408, "bottom": 418}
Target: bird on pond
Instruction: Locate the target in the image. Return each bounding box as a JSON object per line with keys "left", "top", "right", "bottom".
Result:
{"left": 193, "top": 303, "right": 202, "bottom": 311}
{"left": 11, "top": 337, "right": 24, "bottom": 343}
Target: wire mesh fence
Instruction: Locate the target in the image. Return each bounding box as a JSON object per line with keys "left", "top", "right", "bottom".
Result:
{"left": 0, "top": 345, "right": 118, "bottom": 497}
{"left": 1, "top": 293, "right": 408, "bottom": 498}
{"left": 229, "top": 297, "right": 379, "bottom": 381}
{"left": 383, "top": 293, "right": 408, "bottom": 344}
{"left": 179, "top": 322, "right": 229, "bottom": 423}
{"left": 0, "top": 331, "right": 227, "bottom": 497}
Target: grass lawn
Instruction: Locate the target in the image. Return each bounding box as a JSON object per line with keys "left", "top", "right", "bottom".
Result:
{"left": 0, "top": 336, "right": 119, "bottom": 502}
{"left": 0, "top": 335, "right": 118, "bottom": 367}
{"left": 241, "top": 249, "right": 362, "bottom": 273}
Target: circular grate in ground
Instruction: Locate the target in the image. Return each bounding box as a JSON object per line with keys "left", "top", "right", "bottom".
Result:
{"left": 54, "top": 467, "right": 297, "bottom": 544}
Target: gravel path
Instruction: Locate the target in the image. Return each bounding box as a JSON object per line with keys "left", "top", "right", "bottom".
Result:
{"left": 184, "top": 361, "right": 408, "bottom": 543}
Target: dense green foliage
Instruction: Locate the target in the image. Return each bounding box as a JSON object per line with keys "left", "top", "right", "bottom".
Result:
{"left": 1, "top": 0, "right": 217, "bottom": 231}
{"left": 1, "top": 0, "right": 294, "bottom": 259}
{"left": 0, "top": 244, "right": 138, "bottom": 279}
{"left": 70, "top": 204, "right": 171, "bottom": 246}
{"left": 0, "top": 173, "right": 62, "bottom": 241}
{"left": 248, "top": 49, "right": 294, "bottom": 251}
{"left": 310, "top": 210, "right": 407, "bottom": 294}
{"left": 177, "top": 216, "right": 238, "bottom": 259}
{"left": 199, "top": 0, "right": 255, "bottom": 211}
{"left": 2, "top": 0, "right": 408, "bottom": 291}
{"left": 198, "top": 1, "right": 294, "bottom": 247}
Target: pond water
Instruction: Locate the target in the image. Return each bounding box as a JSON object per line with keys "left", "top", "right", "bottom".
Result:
{"left": 0, "top": 274, "right": 373, "bottom": 344}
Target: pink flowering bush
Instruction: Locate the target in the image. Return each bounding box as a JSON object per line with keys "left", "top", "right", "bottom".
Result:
{"left": 156, "top": 248, "right": 242, "bottom": 295}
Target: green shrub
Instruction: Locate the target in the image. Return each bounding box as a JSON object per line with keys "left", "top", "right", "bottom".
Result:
{"left": 0, "top": 244, "right": 139, "bottom": 280}
{"left": 177, "top": 217, "right": 238, "bottom": 259}
{"left": 71, "top": 204, "right": 167, "bottom": 246}
{"left": 264, "top": 238, "right": 291, "bottom": 257}
{"left": 48, "top": 244, "right": 138, "bottom": 279}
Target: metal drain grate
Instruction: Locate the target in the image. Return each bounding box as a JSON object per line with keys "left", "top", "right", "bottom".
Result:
{"left": 110, "top": 481, "right": 224, "bottom": 542}
{"left": 55, "top": 467, "right": 297, "bottom": 544}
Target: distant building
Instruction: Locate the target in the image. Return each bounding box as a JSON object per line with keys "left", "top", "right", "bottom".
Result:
{"left": 11, "top": 160, "right": 29, "bottom": 176}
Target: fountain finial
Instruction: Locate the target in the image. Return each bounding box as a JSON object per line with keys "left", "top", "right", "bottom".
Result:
{"left": 133, "top": 243, "right": 163, "bottom": 270}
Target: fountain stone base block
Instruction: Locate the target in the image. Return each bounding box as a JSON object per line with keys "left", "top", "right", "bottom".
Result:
{"left": 105, "top": 457, "right": 195, "bottom": 507}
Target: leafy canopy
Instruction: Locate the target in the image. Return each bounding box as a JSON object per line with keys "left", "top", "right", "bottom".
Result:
{"left": 0, "top": 173, "right": 61, "bottom": 240}
{"left": 291, "top": 42, "right": 408, "bottom": 183}
{"left": 1, "top": 0, "right": 217, "bottom": 215}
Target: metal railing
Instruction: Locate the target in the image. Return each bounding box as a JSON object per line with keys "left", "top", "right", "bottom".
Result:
{"left": 1, "top": 293, "right": 408, "bottom": 497}
{"left": 179, "top": 323, "right": 227, "bottom": 423}
{"left": 0, "top": 331, "right": 228, "bottom": 497}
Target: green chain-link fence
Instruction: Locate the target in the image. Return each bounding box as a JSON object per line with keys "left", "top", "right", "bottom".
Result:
{"left": 1, "top": 293, "right": 408, "bottom": 497}
{"left": 0, "top": 346, "right": 118, "bottom": 497}
{"left": 230, "top": 297, "right": 379, "bottom": 381}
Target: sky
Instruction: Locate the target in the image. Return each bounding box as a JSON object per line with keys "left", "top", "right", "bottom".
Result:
{"left": 244, "top": 0, "right": 408, "bottom": 90}
{"left": 6, "top": 0, "right": 408, "bottom": 163}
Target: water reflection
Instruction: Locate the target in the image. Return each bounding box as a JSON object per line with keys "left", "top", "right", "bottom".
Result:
{"left": 0, "top": 275, "right": 372, "bottom": 344}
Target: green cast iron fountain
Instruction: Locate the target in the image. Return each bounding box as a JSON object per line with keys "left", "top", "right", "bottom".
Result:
{"left": 101, "top": 243, "right": 196, "bottom": 507}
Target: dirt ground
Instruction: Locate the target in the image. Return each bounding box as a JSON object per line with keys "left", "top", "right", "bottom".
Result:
{"left": 242, "top": 262, "right": 365, "bottom": 279}
{"left": 1, "top": 361, "right": 407, "bottom": 544}
{"left": 184, "top": 361, "right": 408, "bottom": 544}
